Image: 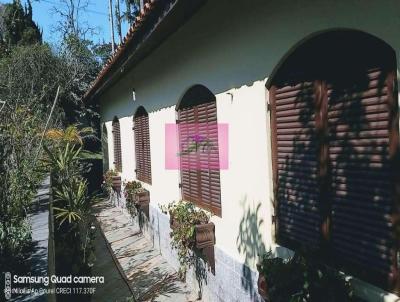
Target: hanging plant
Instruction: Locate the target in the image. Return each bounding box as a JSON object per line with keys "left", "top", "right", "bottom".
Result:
{"left": 160, "top": 200, "right": 213, "bottom": 279}
{"left": 123, "top": 180, "right": 142, "bottom": 218}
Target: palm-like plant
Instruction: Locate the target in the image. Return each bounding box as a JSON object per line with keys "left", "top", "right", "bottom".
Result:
{"left": 53, "top": 177, "right": 100, "bottom": 226}
{"left": 53, "top": 178, "right": 89, "bottom": 225}
{"left": 45, "top": 124, "right": 96, "bottom": 146}
{"left": 42, "top": 142, "right": 82, "bottom": 182}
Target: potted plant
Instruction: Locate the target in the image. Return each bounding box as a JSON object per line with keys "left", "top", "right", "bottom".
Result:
{"left": 256, "top": 251, "right": 303, "bottom": 302}
{"left": 134, "top": 187, "right": 150, "bottom": 208}
{"left": 123, "top": 180, "right": 142, "bottom": 201}
{"left": 123, "top": 180, "right": 142, "bottom": 218}
{"left": 103, "top": 170, "right": 120, "bottom": 195}
{"left": 256, "top": 250, "right": 353, "bottom": 302}
{"left": 160, "top": 200, "right": 215, "bottom": 279}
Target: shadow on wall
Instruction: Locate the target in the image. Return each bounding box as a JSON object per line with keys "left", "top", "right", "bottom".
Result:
{"left": 236, "top": 197, "right": 266, "bottom": 298}
{"left": 276, "top": 64, "right": 396, "bottom": 289}
{"left": 260, "top": 30, "right": 400, "bottom": 295}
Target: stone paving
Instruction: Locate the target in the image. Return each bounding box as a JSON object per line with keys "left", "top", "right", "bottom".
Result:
{"left": 93, "top": 201, "right": 198, "bottom": 302}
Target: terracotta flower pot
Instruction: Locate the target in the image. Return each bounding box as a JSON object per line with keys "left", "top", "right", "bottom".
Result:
{"left": 134, "top": 189, "right": 150, "bottom": 208}
{"left": 194, "top": 222, "right": 215, "bottom": 249}
{"left": 112, "top": 176, "right": 121, "bottom": 193}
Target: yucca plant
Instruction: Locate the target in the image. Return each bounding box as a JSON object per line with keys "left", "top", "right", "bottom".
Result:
{"left": 42, "top": 142, "right": 82, "bottom": 184}
{"left": 53, "top": 178, "right": 90, "bottom": 225}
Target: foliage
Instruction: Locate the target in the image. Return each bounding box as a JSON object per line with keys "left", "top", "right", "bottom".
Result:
{"left": 0, "top": 44, "right": 64, "bottom": 116}
{"left": 0, "top": 217, "right": 32, "bottom": 270}
{"left": 102, "top": 169, "right": 119, "bottom": 195}
{"left": 92, "top": 41, "right": 113, "bottom": 65}
{"left": 43, "top": 125, "right": 99, "bottom": 223}
{"left": 122, "top": 0, "right": 140, "bottom": 25}
{"left": 0, "top": 0, "right": 42, "bottom": 51}
{"left": 258, "top": 251, "right": 304, "bottom": 302}
{"left": 123, "top": 180, "right": 142, "bottom": 199}
{"left": 160, "top": 200, "right": 210, "bottom": 279}
{"left": 45, "top": 124, "right": 96, "bottom": 146}
{"left": 123, "top": 180, "right": 142, "bottom": 218}
{"left": 43, "top": 125, "right": 99, "bottom": 290}
{"left": 258, "top": 250, "right": 354, "bottom": 302}
{"left": 0, "top": 0, "right": 102, "bottom": 278}
{"left": 0, "top": 103, "right": 47, "bottom": 272}
{"left": 53, "top": 178, "right": 91, "bottom": 225}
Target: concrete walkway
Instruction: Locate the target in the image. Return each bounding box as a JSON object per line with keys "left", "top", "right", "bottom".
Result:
{"left": 91, "top": 218, "right": 134, "bottom": 302}
{"left": 93, "top": 201, "right": 197, "bottom": 302}
{"left": 13, "top": 177, "right": 52, "bottom": 302}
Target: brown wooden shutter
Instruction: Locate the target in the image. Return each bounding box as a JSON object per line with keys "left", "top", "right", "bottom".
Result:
{"left": 271, "top": 68, "right": 399, "bottom": 290}
{"left": 112, "top": 118, "right": 122, "bottom": 172}
{"left": 178, "top": 100, "right": 221, "bottom": 216}
{"left": 271, "top": 82, "right": 322, "bottom": 249}
{"left": 328, "top": 69, "right": 398, "bottom": 287}
{"left": 134, "top": 109, "right": 152, "bottom": 184}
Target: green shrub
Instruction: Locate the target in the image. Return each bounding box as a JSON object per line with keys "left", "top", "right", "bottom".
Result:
{"left": 258, "top": 250, "right": 354, "bottom": 302}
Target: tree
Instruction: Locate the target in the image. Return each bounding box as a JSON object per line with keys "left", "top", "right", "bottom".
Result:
{"left": 122, "top": 0, "right": 140, "bottom": 26}
{"left": 0, "top": 0, "right": 103, "bottom": 274}
{"left": 52, "top": 0, "right": 97, "bottom": 40}
{"left": 92, "top": 40, "right": 113, "bottom": 65}
{"left": 115, "top": 0, "right": 122, "bottom": 44}
{"left": 0, "top": 44, "right": 62, "bottom": 272}
{"left": 0, "top": 0, "right": 42, "bottom": 49}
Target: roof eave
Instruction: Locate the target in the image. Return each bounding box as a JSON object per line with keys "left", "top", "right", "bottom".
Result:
{"left": 84, "top": 0, "right": 207, "bottom": 104}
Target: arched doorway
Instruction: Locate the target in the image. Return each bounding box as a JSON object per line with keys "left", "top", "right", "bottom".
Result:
{"left": 268, "top": 30, "right": 399, "bottom": 291}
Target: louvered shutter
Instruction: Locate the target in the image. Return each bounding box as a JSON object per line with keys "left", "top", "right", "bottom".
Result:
{"left": 328, "top": 69, "right": 397, "bottom": 286}
{"left": 134, "top": 111, "right": 152, "bottom": 184}
{"left": 178, "top": 101, "right": 221, "bottom": 216}
{"left": 271, "top": 68, "right": 399, "bottom": 290}
{"left": 271, "top": 82, "right": 322, "bottom": 249}
{"left": 112, "top": 118, "right": 122, "bottom": 171}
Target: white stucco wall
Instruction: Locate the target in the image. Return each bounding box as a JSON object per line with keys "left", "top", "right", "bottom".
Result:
{"left": 97, "top": 0, "right": 400, "bottom": 299}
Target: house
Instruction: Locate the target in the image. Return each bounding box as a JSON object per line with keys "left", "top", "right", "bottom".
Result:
{"left": 84, "top": 0, "right": 400, "bottom": 301}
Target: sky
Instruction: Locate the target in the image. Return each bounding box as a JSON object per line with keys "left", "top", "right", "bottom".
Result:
{"left": 1, "top": 0, "right": 129, "bottom": 45}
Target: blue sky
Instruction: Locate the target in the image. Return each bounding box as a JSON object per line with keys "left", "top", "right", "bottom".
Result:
{"left": 1, "top": 0, "right": 129, "bottom": 44}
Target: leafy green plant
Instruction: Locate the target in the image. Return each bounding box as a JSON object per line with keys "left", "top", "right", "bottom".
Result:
{"left": 123, "top": 180, "right": 142, "bottom": 218}
{"left": 43, "top": 125, "right": 99, "bottom": 275}
{"left": 0, "top": 218, "right": 32, "bottom": 256}
{"left": 123, "top": 180, "right": 142, "bottom": 199}
{"left": 160, "top": 200, "right": 210, "bottom": 279}
{"left": 258, "top": 250, "right": 354, "bottom": 302}
{"left": 42, "top": 142, "right": 82, "bottom": 183}
{"left": 53, "top": 178, "right": 93, "bottom": 225}
{"left": 102, "top": 169, "right": 119, "bottom": 195}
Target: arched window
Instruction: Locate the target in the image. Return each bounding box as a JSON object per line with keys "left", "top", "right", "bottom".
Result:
{"left": 268, "top": 30, "right": 398, "bottom": 290}
{"left": 177, "top": 85, "right": 221, "bottom": 216}
{"left": 112, "top": 117, "right": 122, "bottom": 172}
{"left": 101, "top": 123, "right": 109, "bottom": 172}
{"left": 134, "top": 106, "right": 152, "bottom": 184}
